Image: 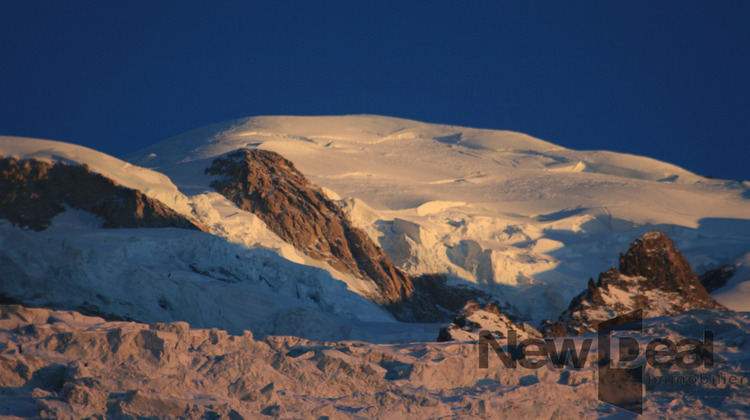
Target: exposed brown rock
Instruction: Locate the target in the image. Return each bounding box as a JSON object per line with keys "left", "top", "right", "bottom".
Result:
{"left": 618, "top": 231, "right": 721, "bottom": 306}
{"left": 540, "top": 231, "right": 726, "bottom": 337}
{"left": 0, "top": 157, "right": 206, "bottom": 231}
{"left": 205, "top": 149, "right": 412, "bottom": 305}
{"left": 538, "top": 318, "right": 567, "bottom": 338}
{"left": 384, "top": 273, "right": 511, "bottom": 324}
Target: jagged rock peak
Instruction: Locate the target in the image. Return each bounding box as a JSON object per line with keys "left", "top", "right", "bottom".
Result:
{"left": 0, "top": 157, "right": 206, "bottom": 231}
{"left": 437, "top": 300, "right": 541, "bottom": 342}
{"left": 205, "top": 149, "right": 413, "bottom": 305}
{"left": 540, "top": 230, "right": 726, "bottom": 337}
{"left": 619, "top": 230, "right": 703, "bottom": 292}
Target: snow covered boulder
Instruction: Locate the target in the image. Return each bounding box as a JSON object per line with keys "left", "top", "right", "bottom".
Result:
{"left": 437, "top": 300, "right": 541, "bottom": 342}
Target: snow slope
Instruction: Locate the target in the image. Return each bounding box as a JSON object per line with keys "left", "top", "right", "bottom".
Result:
{"left": 0, "top": 135, "right": 380, "bottom": 298}
{"left": 0, "top": 219, "right": 446, "bottom": 342}
{"left": 713, "top": 252, "right": 750, "bottom": 312}
{"left": 126, "top": 115, "right": 750, "bottom": 322}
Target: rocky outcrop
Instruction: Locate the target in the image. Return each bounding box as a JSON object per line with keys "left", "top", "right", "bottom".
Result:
{"left": 0, "top": 157, "right": 205, "bottom": 231}
{"left": 384, "top": 273, "right": 512, "bottom": 323}
{"left": 205, "top": 149, "right": 412, "bottom": 305}
{"left": 437, "top": 300, "right": 541, "bottom": 342}
{"left": 540, "top": 231, "right": 726, "bottom": 336}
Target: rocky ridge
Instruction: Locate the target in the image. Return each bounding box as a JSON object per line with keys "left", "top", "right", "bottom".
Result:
{"left": 0, "top": 157, "right": 205, "bottom": 231}
{"left": 205, "top": 149, "right": 413, "bottom": 305}
{"left": 385, "top": 273, "right": 526, "bottom": 324}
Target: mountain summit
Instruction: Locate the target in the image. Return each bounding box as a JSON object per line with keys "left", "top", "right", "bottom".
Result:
{"left": 125, "top": 115, "right": 750, "bottom": 320}
{"left": 541, "top": 231, "right": 726, "bottom": 336}
{"left": 1, "top": 115, "right": 749, "bottom": 341}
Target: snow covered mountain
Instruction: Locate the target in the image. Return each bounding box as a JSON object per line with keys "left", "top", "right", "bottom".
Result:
{"left": 0, "top": 136, "right": 429, "bottom": 343}
{"left": 125, "top": 115, "right": 750, "bottom": 321}
{"left": 1, "top": 115, "right": 750, "bottom": 342}
{"left": 2, "top": 115, "right": 750, "bottom": 418}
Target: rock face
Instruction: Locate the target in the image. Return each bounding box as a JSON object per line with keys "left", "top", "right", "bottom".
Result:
{"left": 0, "top": 157, "right": 205, "bottom": 231}
{"left": 540, "top": 231, "right": 726, "bottom": 336}
{"left": 700, "top": 264, "right": 738, "bottom": 292}
{"left": 205, "top": 149, "right": 412, "bottom": 305}
{"left": 387, "top": 273, "right": 513, "bottom": 323}
{"left": 437, "top": 300, "right": 541, "bottom": 342}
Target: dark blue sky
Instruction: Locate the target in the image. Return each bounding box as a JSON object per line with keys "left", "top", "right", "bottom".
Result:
{"left": 1, "top": 1, "right": 748, "bottom": 181}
